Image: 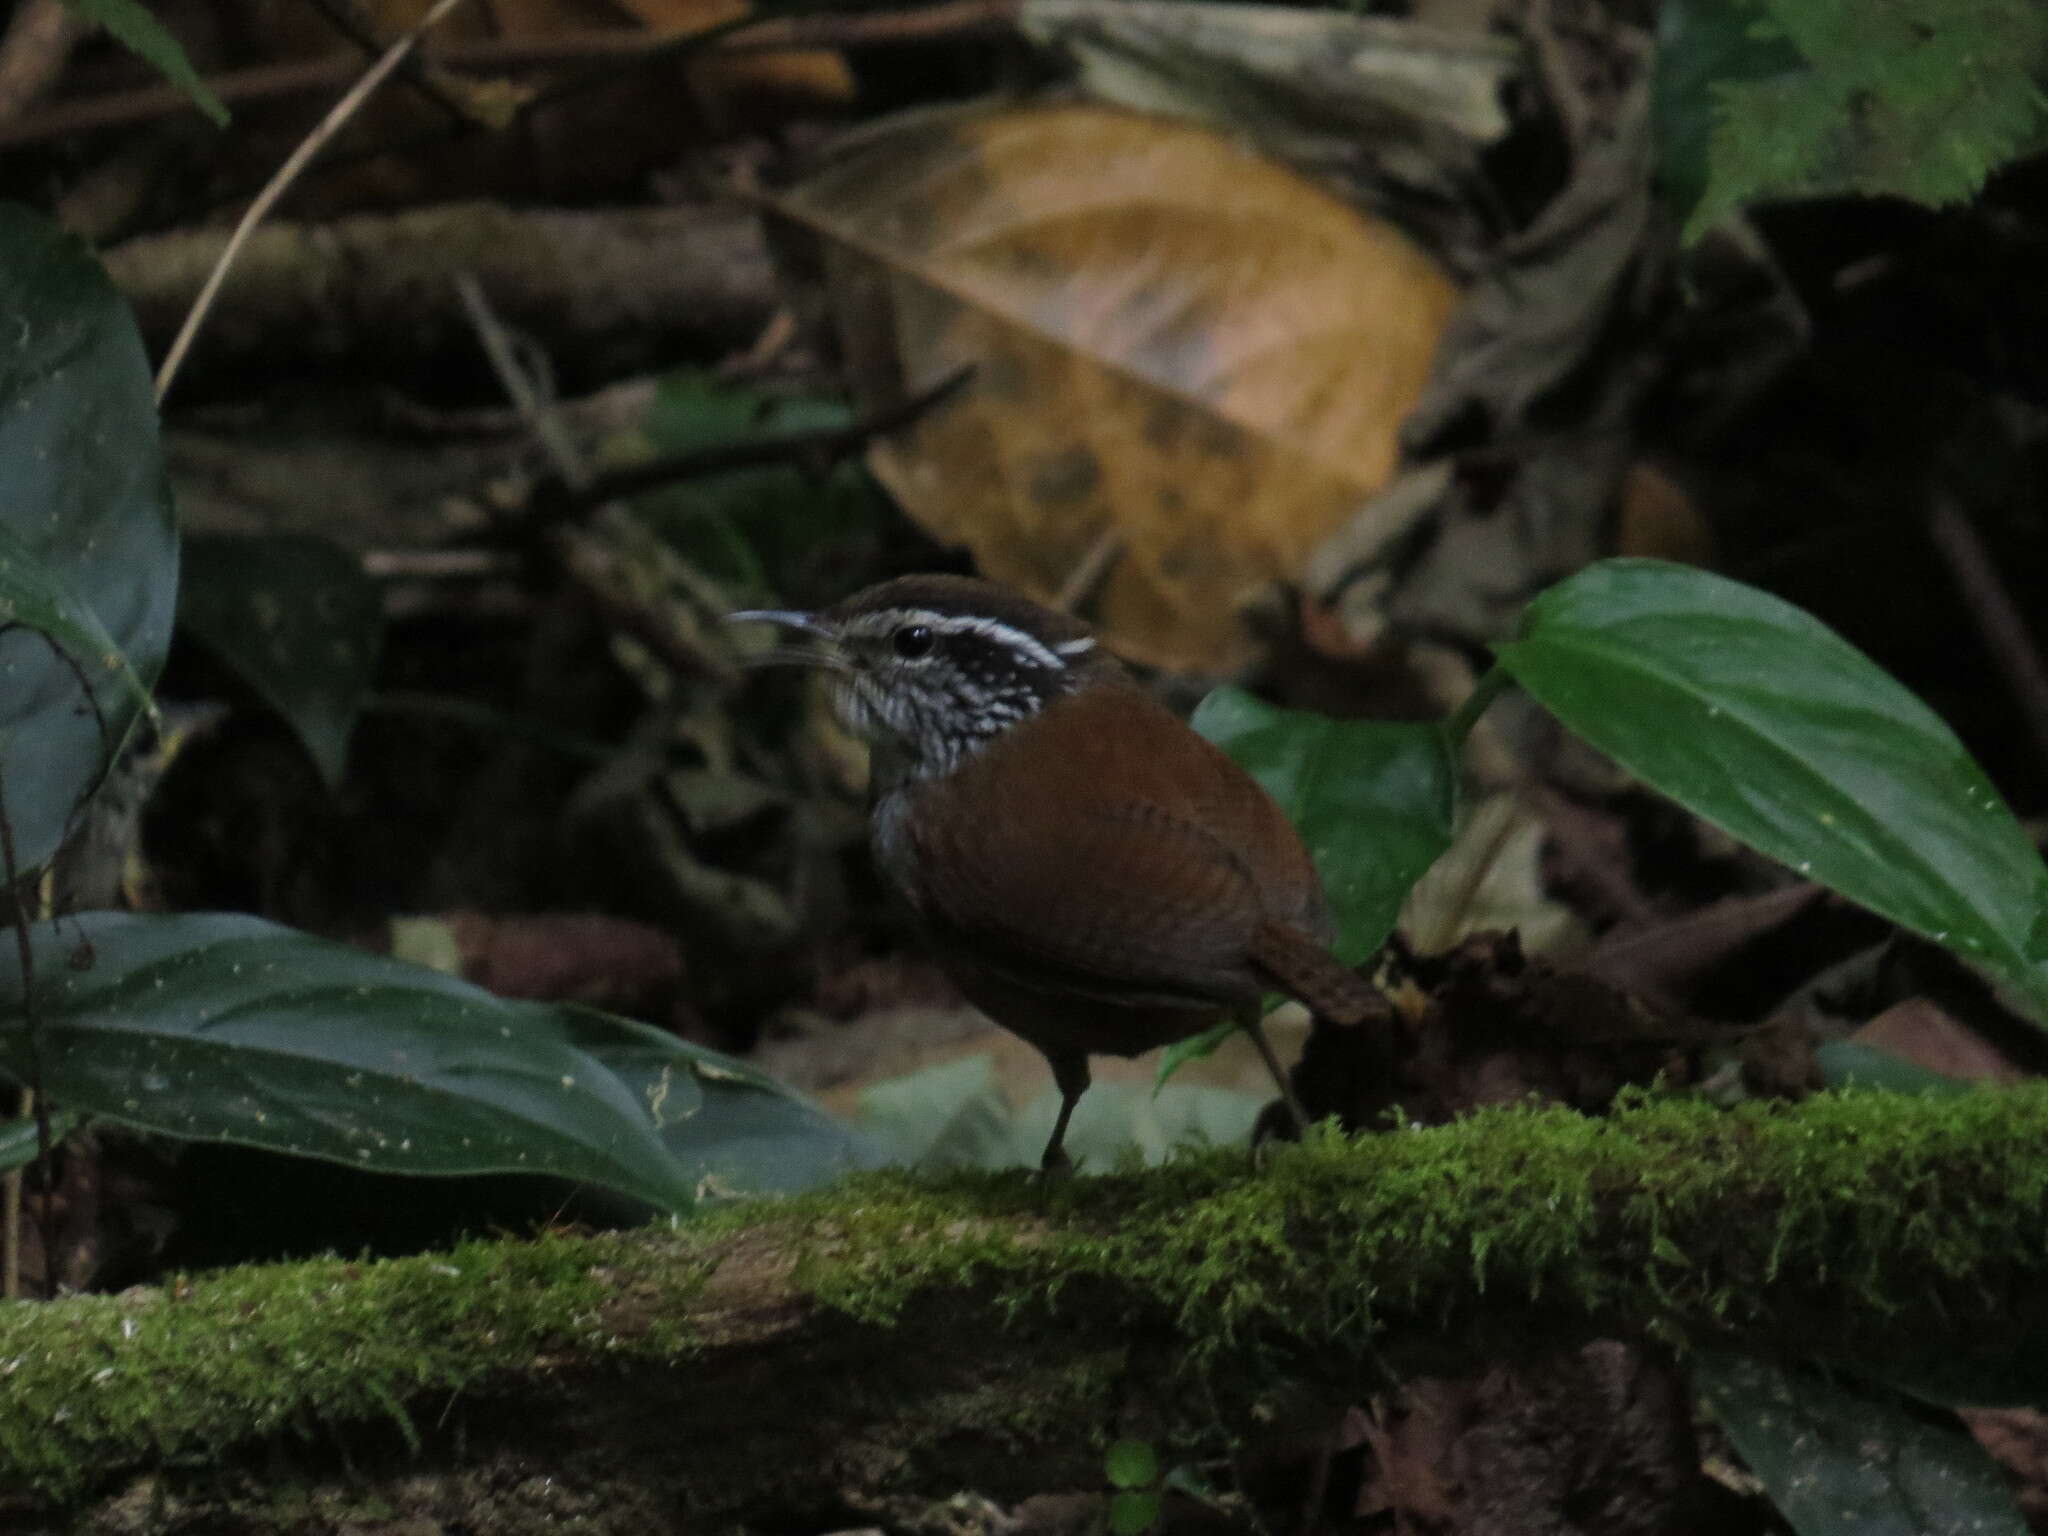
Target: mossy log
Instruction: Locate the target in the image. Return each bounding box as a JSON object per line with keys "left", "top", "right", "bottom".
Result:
{"left": 6, "top": 1087, "right": 2048, "bottom": 1530}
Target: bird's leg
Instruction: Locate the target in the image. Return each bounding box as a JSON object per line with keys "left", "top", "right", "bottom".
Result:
{"left": 1239, "top": 1003, "right": 1310, "bottom": 1137}
{"left": 1040, "top": 1052, "right": 1091, "bottom": 1174}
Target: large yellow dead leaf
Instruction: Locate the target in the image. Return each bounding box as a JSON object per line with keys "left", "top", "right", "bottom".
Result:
{"left": 775, "top": 102, "right": 1458, "bottom": 672}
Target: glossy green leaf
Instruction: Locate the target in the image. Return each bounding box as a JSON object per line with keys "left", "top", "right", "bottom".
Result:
{"left": 1192, "top": 688, "right": 1456, "bottom": 964}
{"left": 0, "top": 913, "right": 700, "bottom": 1213}
{"left": 0, "top": 523, "right": 149, "bottom": 714}
{"left": 1495, "top": 560, "right": 2048, "bottom": 1022}
{"left": 1105, "top": 1438, "right": 1160, "bottom": 1490}
{"left": 0, "top": 1108, "right": 78, "bottom": 1175}
{"left": 178, "top": 534, "right": 385, "bottom": 786}
{"left": 0, "top": 204, "right": 178, "bottom": 873}
{"left": 582, "top": 1028, "right": 884, "bottom": 1197}
{"left": 1696, "top": 1353, "right": 2028, "bottom": 1536}
{"left": 58, "top": 0, "right": 228, "bottom": 125}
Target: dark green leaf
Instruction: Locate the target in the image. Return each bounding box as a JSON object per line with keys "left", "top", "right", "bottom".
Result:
{"left": 1106, "top": 1438, "right": 1160, "bottom": 1490}
{"left": 0, "top": 913, "right": 700, "bottom": 1213}
{"left": 1680, "top": 0, "right": 2048, "bottom": 239}
{"left": 57, "top": 0, "right": 228, "bottom": 124}
{"left": 1696, "top": 1353, "right": 2028, "bottom": 1536}
{"left": 0, "top": 525, "right": 149, "bottom": 710}
{"left": 583, "top": 1027, "right": 884, "bottom": 1197}
{"left": 1495, "top": 560, "right": 2048, "bottom": 1022}
{"left": 1192, "top": 688, "right": 1456, "bottom": 963}
{"left": 0, "top": 1109, "right": 78, "bottom": 1175}
{"left": 178, "top": 534, "right": 384, "bottom": 786}
{"left": 1653, "top": 0, "right": 1804, "bottom": 225}
{"left": 0, "top": 204, "right": 178, "bottom": 873}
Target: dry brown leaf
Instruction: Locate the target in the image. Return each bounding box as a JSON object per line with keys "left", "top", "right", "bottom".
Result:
{"left": 775, "top": 102, "right": 1457, "bottom": 671}
{"left": 1399, "top": 792, "right": 1585, "bottom": 959}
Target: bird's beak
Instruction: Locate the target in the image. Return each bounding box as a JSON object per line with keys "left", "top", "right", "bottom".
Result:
{"left": 724, "top": 608, "right": 844, "bottom": 670}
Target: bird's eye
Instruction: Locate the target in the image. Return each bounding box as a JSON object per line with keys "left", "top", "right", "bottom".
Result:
{"left": 892, "top": 624, "right": 935, "bottom": 660}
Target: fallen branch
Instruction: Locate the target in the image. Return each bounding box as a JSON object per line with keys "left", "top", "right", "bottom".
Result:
{"left": 5, "top": 1087, "right": 2047, "bottom": 1523}
{"left": 104, "top": 203, "right": 776, "bottom": 383}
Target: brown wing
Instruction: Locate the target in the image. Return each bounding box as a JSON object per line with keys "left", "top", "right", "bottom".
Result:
{"left": 903, "top": 683, "right": 1328, "bottom": 1006}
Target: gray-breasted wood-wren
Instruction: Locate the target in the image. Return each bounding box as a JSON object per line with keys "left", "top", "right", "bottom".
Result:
{"left": 733, "top": 574, "right": 1377, "bottom": 1170}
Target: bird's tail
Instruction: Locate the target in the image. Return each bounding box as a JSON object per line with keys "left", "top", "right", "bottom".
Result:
{"left": 1249, "top": 919, "right": 1382, "bottom": 1026}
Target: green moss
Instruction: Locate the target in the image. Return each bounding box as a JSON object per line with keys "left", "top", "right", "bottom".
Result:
{"left": 7, "top": 1086, "right": 2048, "bottom": 1505}
{"left": 0, "top": 1229, "right": 711, "bottom": 1501}
{"left": 792, "top": 1085, "right": 2048, "bottom": 1379}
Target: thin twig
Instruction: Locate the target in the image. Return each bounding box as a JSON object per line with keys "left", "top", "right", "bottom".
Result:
{"left": 1051, "top": 525, "right": 1121, "bottom": 615}
{"left": 108, "top": 4, "right": 1000, "bottom": 244}
{"left": 296, "top": 0, "right": 472, "bottom": 122}
{"left": 2, "top": 0, "right": 1015, "bottom": 149}
{"left": 453, "top": 271, "right": 588, "bottom": 487}
{"left": 455, "top": 272, "right": 736, "bottom": 685}
{"left": 361, "top": 548, "right": 519, "bottom": 580}
{"left": 1927, "top": 492, "right": 2048, "bottom": 778}
{"left": 153, "top": 0, "right": 471, "bottom": 405}
{"left": 540, "top": 365, "right": 975, "bottom": 522}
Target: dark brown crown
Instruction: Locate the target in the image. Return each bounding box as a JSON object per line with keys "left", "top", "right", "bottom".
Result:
{"left": 826, "top": 574, "right": 1095, "bottom": 652}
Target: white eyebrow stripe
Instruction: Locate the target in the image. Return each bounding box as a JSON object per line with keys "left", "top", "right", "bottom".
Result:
{"left": 870, "top": 609, "right": 1071, "bottom": 671}
{"left": 1053, "top": 637, "right": 1096, "bottom": 656}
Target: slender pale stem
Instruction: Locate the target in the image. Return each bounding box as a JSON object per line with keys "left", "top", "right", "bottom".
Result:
{"left": 154, "top": 0, "right": 471, "bottom": 404}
